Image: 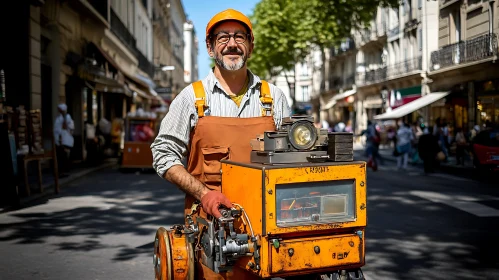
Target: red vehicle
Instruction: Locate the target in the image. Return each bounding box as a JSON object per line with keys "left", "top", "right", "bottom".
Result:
{"left": 472, "top": 128, "right": 499, "bottom": 173}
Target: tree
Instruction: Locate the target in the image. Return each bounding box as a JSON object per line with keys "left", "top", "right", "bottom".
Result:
{"left": 248, "top": 0, "right": 399, "bottom": 113}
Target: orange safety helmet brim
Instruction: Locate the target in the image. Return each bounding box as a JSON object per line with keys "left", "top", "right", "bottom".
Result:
{"left": 206, "top": 9, "right": 253, "bottom": 41}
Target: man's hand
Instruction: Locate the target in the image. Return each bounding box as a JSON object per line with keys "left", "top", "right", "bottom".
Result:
{"left": 200, "top": 191, "right": 232, "bottom": 219}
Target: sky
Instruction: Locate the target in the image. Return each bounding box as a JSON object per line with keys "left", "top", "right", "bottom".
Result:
{"left": 182, "top": 0, "right": 260, "bottom": 79}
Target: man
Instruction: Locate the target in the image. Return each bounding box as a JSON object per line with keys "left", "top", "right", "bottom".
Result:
{"left": 53, "top": 103, "right": 74, "bottom": 177}
{"left": 151, "top": 9, "right": 290, "bottom": 219}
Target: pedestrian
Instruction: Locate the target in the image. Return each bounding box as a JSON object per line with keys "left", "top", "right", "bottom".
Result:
{"left": 151, "top": 9, "right": 290, "bottom": 220}
{"left": 395, "top": 120, "right": 413, "bottom": 170}
{"left": 418, "top": 127, "right": 440, "bottom": 174}
{"left": 53, "top": 103, "right": 74, "bottom": 177}
{"left": 363, "top": 120, "right": 381, "bottom": 171}
{"left": 454, "top": 127, "right": 467, "bottom": 165}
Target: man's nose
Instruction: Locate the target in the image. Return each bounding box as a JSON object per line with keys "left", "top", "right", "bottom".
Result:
{"left": 226, "top": 36, "right": 238, "bottom": 48}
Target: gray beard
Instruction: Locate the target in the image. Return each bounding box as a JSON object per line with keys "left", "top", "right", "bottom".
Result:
{"left": 215, "top": 53, "right": 246, "bottom": 71}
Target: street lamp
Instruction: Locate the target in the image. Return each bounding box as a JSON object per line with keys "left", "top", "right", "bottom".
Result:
{"left": 161, "top": 65, "right": 175, "bottom": 71}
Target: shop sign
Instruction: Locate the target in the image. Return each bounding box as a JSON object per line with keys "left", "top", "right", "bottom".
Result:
{"left": 389, "top": 85, "right": 421, "bottom": 109}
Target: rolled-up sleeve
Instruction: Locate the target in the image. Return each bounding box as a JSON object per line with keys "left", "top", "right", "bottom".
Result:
{"left": 151, "top": 85, "right": 197, "bottom": 177}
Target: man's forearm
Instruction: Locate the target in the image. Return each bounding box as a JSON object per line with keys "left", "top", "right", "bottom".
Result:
{"left": 164, "top": 165, "right": 210, "bottom": 201}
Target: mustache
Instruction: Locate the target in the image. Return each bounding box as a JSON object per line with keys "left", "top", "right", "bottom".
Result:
{"left": 222, "top": 50, "right": 243, "bottom": 55}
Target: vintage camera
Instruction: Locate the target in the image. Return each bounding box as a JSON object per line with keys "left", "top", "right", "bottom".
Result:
{"left": 250, "top": 115, "right": 329, "bottom": 164}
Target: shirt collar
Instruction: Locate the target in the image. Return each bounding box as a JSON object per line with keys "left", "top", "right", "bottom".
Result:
{"left": 205, "top": 68, "right": 261, "bottom": 94}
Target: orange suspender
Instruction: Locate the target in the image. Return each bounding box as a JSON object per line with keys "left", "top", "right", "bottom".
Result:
{"left": 193, "top": 81, "right": 206, "bottom": 117}
{"left": 259, "top": 80, "right": 273, "bottom": 117}
{"left": 192, "top": 80, "right": 273, "bottom": 117}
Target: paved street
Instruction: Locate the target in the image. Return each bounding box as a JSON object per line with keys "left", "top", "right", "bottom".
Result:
{"left": 0, "top": 161, "right": 498, "bottom": 280}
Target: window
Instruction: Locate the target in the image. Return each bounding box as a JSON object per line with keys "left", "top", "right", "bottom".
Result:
{"left": 418, "top": 28, "right": 422, "bottom": 51}
{"left": 142, "top": 0, "right": 147, "bottom": 9}
{"left": 418, "top": 0, "right": 422, "bottom": 9}
{"left": 301, "top": 86, "right": 309, "bottom": 101}
{"left": 489, "top": 2, "right": 494, "bottom": 34}
{"left": 301, "top": 63, "right": 309, "bottom": 77}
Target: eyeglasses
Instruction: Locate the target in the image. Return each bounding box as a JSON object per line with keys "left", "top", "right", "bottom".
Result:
{"left": 212, "top": 32, "right": 250, "bottom": 44}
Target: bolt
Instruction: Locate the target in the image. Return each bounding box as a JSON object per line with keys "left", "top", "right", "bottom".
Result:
{"left": 314, "top": 246, "right": 320, "bottom": 254}
{"left": 268, "top": 189, "right": 273, "bottom": 194}
{"left": 288, "top": 248, "right": 294, "bottom": 257}
{"left": 360, "top": 203, "right": 366, "bottom": 210}
{"left": 360, "top": 181, "right": 365, "bottom": 187}
{"left": 349, "top": 241, "right": 354, "bottom": 247}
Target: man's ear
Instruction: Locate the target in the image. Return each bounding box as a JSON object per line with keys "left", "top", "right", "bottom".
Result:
{"left": 247, "top": 41, "right": 254, "bottom": 59}
{"left": 206, "top": 40, "right": 214, "bottom": 57}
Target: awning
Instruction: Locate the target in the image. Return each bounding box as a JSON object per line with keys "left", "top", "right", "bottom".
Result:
{"left": 374, "top": 91, "right": 451, "bottom": 120}
{"left": 127, "top": 82, "right": 152, "bottom": 100}
{"left": 332, "top": 88, "right": 357, "bottom": 101}
{"left": 321, "top": 98, "right": 336, "bottom": 110}
{"left": 134, "top": 74, "right": 157, "bottom": 89}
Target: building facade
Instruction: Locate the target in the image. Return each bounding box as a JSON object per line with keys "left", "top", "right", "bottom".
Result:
{"left": 183, "top": 20, "right": 199, "bottom": 85}
{"left": 318, "top": 2, "right": 440, "bottom": 135}
{"left": 1, "top": 0, "right": 187, "bottom": 164}
{"left": 428, "top": 0, "right": 499, "bottom": 132}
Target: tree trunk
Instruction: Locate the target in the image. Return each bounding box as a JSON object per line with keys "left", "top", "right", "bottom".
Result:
{"left": 318, "top": 47, "right": 327, "bottom": 121}
{"left": 283, "top": 71, "right": 296, "bottom": 112}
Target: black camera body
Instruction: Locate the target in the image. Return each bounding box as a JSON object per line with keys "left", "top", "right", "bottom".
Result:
{"left": 250, "top": 115, "right": 329, "bottom": 164}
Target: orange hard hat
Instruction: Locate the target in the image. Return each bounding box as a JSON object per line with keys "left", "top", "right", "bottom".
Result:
{"left": 206, "top": 9, "right": 253, "bottom": 41}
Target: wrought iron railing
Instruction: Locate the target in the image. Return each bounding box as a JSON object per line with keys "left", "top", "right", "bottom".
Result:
{"left": 137, "top": 50, "right": 155, "bottom": 78}
{"left": 328, "top": 76, "right": 343, "bottom": 90}
{"left": 430, "top": 33, "right": 498, "bottom": 71}
{"left": 387, "top": 56, "right": 422, "bottom": 77}
{"left": 110, "top": 9, "right": 137, "bottom": 56}
{"left": 388, "top": 25, "right": 399, "bottom": 37}
{"left": 345, "top": 74, "right": 355, "bottom": 88}
{"left": 356, "top": 67, "right": 387, "bottom": 86}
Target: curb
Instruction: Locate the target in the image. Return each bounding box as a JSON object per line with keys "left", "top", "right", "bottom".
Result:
{"left": 0, "top": 160, "right": 117, "bottom": 213}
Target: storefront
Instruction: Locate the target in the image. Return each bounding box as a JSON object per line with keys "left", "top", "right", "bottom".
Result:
{"left": 430, "top": 86, "right": 469, "bottom": 131}
{"left": 476, "top": 79, "right": 499, "bottom": 128}
{"left": 374, "top": 91, "right": 452, "bottom": 124}
{"left": 65, "top": 42, "right": 133, "bottom": 161}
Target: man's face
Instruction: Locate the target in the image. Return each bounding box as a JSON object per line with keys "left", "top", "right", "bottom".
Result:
{"left": 208, "top": 21, "right": 253, "bottom": 71}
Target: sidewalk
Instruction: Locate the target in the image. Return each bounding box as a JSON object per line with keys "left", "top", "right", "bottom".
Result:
{"left": 0, "top": 158, "right": 118, "bottom": 213}
{"left": 353, "top": 142, "right": 475, "bottom": 177}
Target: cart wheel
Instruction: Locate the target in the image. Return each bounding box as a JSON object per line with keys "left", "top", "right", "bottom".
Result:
{"left": 154, "top": 227, "right": 173, "bottom": 280}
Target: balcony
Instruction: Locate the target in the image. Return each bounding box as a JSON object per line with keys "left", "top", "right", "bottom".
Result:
{"left": 328, "top": 76, "right": 343, "bottom": 90}
{"left": 386, "top": 56, "right": 422, "bottom": 78}
{"left": 110, "top": 9, "right": 137, "bottom": 56}
{"left": 137, "top": 50, "right": 155, "bottom": 78}
{"left": 430, "top": 33, "right": 498, "bottom": 71}
{"left": 356, "top": 67, "right": 387, "bottom": 86}
{"left": 388, "top": 25, "right": 399, "bottom": 38}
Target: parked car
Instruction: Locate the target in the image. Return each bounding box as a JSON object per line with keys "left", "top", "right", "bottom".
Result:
{"left": 471, "top": 128, "right": 499, "bottom": 173}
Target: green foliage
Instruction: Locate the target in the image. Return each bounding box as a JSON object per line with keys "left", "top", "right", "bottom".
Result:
{"left": 248, "top": 0, "right": 399, "bottom": 78}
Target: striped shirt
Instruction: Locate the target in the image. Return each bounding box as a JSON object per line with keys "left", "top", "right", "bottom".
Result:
{"left": 151, "top": 69, "right": 291, "bottom": 177}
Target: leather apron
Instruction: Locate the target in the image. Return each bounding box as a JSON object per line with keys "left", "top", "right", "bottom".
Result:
{"left": 186, "top": 80, "right": 275, "bottom": 280}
